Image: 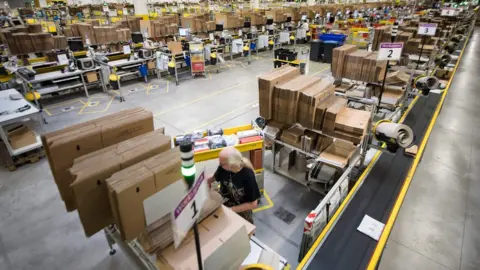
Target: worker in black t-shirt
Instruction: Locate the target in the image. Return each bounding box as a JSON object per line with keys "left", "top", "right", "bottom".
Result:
{"left": 207, "top": 147, "right": 261, "bottom": 224}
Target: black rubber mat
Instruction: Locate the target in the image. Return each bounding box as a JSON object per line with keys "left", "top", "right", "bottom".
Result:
{"left": 274, "top": 206, "right": 297, "bottom": 224}
{"left": 306, "top": 93, "right": 442, "bottom": 270}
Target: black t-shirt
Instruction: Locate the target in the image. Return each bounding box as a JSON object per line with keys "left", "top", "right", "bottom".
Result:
{"left": 214, "top": 166, "right": 261, "bottom": 207}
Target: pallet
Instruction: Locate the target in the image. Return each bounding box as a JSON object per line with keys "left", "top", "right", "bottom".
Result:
{"left": 3, "top": 148, "right": 45, "bottom": 171}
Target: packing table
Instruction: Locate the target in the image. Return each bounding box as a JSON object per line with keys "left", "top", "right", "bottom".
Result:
{"left": 103, "top": 225, "right": 289, "bottom": 270}
{"left": 0, "top": 89, "right": 43, "bottom": 158}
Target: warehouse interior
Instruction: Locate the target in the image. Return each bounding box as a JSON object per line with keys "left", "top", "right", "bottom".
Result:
{"left": 0, "top": 1, "right": 479, "bottom": 270}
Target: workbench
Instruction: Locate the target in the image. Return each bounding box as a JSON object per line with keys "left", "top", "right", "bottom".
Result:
{"left": 104, "top": 57, "right": 157, "bottom": 101}
{"left": 19, "top": 67, "right": 106, "bottom": 98}
{"left": 0, "top": 89, "right": 43, "bottom": 159}
{"left": 103, "top": 225, "right": 288, "bottom": 270}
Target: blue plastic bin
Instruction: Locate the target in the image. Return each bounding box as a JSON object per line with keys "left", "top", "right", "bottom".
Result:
{"left": 319, "top": 34, "right": 347, "bottom": 45}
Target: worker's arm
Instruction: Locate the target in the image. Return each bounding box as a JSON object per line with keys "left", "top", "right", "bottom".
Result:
{"left": 207, "top": 175, "right": 216, "bottom": 185}
{"left": 231, "top": 200, "right": 258, "bottom": 213}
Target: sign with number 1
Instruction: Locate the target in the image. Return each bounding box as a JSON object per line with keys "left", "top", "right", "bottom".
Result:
{"left": 377, "top": 43, "right": 403, "bottom": 61}
{"left": 418, "top": 23, "right": 437, "bottom": 36}
{"left": 171, "top": 170, "right": 209, "bottom": 248}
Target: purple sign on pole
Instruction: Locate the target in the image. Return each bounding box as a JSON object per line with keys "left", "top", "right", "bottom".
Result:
{"left": 380, "top": 43, "right": 403, "bottom": 49}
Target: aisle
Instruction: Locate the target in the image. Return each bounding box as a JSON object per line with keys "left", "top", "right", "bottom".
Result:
{"left": 379, "top": 29, "right": 480, "bottom": 270}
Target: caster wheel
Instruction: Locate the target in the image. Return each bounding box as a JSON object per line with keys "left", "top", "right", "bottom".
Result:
{"left": 109, "top": 249, "right": 116, "bottom": 256}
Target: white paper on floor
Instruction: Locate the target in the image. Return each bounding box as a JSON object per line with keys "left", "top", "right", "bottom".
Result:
{"left": 357, "top": 215, "right": 385, "bottom": 241}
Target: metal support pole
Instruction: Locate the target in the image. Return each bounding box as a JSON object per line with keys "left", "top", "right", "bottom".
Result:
{"left": 415, "top": 35, "right": 426, "bottom": 71}
{"left": 377, "top": 60, "right": 390, "bottom": 112}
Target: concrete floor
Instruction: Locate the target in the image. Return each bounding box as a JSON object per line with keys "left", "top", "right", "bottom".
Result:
{"left": 379, "top": 30, "right": 480, "bottom": 270}
{"left": 0, "top": 47, "right": 331, "bottom": 270}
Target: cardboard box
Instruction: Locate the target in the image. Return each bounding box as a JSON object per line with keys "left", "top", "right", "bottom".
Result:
{"left": 322, "top": 96, "right": 348, "bottom": 134}
{"left": 296, "top": 79, "right": 335, "bottom": 129}
{"left": 258, "top": 65, "right": 300, "bottom": 120}
{"left": 334, "top": 108, "right": 371, "bottom": 135}
{"left": 155, "top": 205, "right": 255, "bottom": 270}
{"left": 42, "top": 108, "right": 154, "bottom": 211}
{"left": 107, "top": 147, "right": 184, "bottom": 241}
{"left": 319, "top": 140, "right": 356, "bottom": 168}
{"left": 273, "top": 75, "right": 321, "bottom": 124}
{"left": 250, "top": 149, "right": 263, "bottom": 170}
{"left": 70, "top": 130, "right": 170, "bottom": 237}
{"left": 167, "top": 41, "right": 183, "bottom": 55}
{"left": 8, "top": 125, "right": 37, "bottom": 150}
{"left": 85, "top": 72, "right": 98, "bottom": 83}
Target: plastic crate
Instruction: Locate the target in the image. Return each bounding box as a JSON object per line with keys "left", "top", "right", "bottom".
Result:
{"left": 319, "top": 34, "right": 347, "bottom": 45}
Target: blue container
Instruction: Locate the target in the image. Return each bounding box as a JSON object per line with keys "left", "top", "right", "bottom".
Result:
{"left": 319, "top": 34, "right": 347, "bottom": 45}
{"left": 138, "top": 64, "right": 148, "bottom": 77}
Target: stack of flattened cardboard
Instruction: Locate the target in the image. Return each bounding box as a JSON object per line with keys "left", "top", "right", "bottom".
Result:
{"left": 406, "top": 38, "right": 421, "bottom": 54}
{"left": 258, "top": 65, "right": 300, "bottom": 120}
{"left": 342, "top": 50, "right": 372, "bottom": 81}
{"left": 53, "top": 35, "right": 67, "bottom": 50}
{"left": 12, "top": 33, "right": 35, "bottom": 54}
{"left": 156, "top": 205, "right": 255, "bottom": 270}
{"left": 76, "top": 23, "right": 97, "bottom": 45}
{"left": 314, "top": 96, "right": 342, "bottom": 131}
{"left": 385, "top": 70, "right": 410, "bottom": 85}
{"left": 372, "top": 26, "right": 391, "bottom": 50}
{"left": 106, "top": 147, "right": 184, "bottom": 241}
{"left": 116, "top": 28, "right": 131, "bottom": 43}
{"left": 296, "top": 79, "right": 335, "bottom": 129}
{"left": 273, "top": 75, "right": 321, "bottom": 125}
{"left": 360, "top": 52, "right": 387, "bottom": 83}
{"left": 41, "top": 108, "right": 154, "bottom": 212}
{"left": 138, "top": 191, "right": 223, "bottom": 253}
{"left": 395, "top": 31, "right": 413, "bottom": 44}
{"left": 375, "top": 86, "right": 405, "bottom": 105}
{"left": 30, "top": 33, "right": 54, "bottom": 52}
{"left": 127, "top": 17, "right": 141, "bottom": 32}
{"left": 94, "top": 26, "right": 119, "bottom": 44}
{"left": 27, "top": 23, "right": 43, "bottom": 33}
{"left": 70, "top": 130, "right": 170, "bottom": 237}
{"left": 333, "top": 108, "right": 370, "bottom": 144}
{"left": 280, "top": 126, "right": 305, "bottom": 149}
{"left": 319, "top": 140, "right": 357, "bottom": 168}
{"left": 322, "top": 96, "right": 348, "bottom": 135}
{"left": 332, "top": 44, "right": 357, "bottom": 78}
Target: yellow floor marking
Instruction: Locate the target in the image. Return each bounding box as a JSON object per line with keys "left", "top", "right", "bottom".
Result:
{"left": 253, "top": 189, "right": 274, "bottom": 213}
{"left": 78, "top": 96, "right": 115, "bottom": 115}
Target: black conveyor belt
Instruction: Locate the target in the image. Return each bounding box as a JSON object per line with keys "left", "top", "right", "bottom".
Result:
{"left": 306, "top": 93, "right": 442, "bottom": 270}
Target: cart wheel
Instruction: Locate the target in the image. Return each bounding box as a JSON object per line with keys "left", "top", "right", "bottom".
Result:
{"left": 109, "top": 249, "right": 116, "bottom": 256}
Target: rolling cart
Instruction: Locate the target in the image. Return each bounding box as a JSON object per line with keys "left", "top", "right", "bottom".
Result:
{"left": 189, "top": 42, "right": 206, "bottom": 78}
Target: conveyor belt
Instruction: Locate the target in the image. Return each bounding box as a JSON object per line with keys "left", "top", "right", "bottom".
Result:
{"left": 305, "top": 93, "right": 442, "bottom": 270}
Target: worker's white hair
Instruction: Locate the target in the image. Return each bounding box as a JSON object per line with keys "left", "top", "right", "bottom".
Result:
{"left": 220, "top": 147, "right": 254, "bottom": 171}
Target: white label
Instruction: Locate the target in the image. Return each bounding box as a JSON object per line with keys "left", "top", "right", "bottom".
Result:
{"left": 171, "top": 170, "right": 209, "bottom": 248}
{"left": 238, "top": 30, "right": 242, "bottom": 36}
{"left": 418, "top": 23, "right": 437, "bottom": 36}
{"left": 209, "top": 33, "right": 214, "bottom": 41}
{"left": 123, "top": 8, "right": 128, "bottom": 15}
{"left": 441, "top": 8, "right": 456, "bottom": 16}
{"left": 357, "top": 215, "right": 385, "bottom": 241}
{"left": 57, "top": 54, "right": 69, "bottom": 65}
{"left": 123, "top": 45, "right": 131, "bottom": 54}
{"left": 103, "top": 5, "right": 109, "bottom": 12}
{"left": 377, "top": 42, "right": 403, "bottom": 61}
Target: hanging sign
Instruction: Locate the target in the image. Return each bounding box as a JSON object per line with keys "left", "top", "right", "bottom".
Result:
{"left": 441, "top": 8, "right": 456, "bottom": 16}
{"left": 377, "top": 42, "right": 403, "bottom": 61}
{"left": 418, "top": 23, "right": 437, "bottom": 36}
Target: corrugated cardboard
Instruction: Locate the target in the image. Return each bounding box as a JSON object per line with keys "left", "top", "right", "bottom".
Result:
{"left": 107, "top": 147, "right": 183, "bottom": 241}
{"left": 319, "top": 140, "right": 356, "bottom": 168}
{"left": 296, "top": 79, "right": 335, "bottom": 129}
{"left": 70, "top": 130, "right": 170, "bottom": 237}
{"left": 258, "top": 65, "right": 300, "bottom": 120}
{"left": 322, "top": 96, "right": 348, "bottom": 134}
{"left": 167, "top": 41, "right": 183, "bottom": 55}
{"left": 335, "top": 108, "right": 371, "bottom": 135}
{"left": 42, "top": 108, "right": 154, "bottom": 212}
{"left": 8, "top": 125, "right": 36, "bottom": 150}
{"left": 332, "top": 44, "right": 357, "bottom": 78}
{"left": 155, "top": 205, "right": 255, "bottom": 270}
{"left": 274, "top": 75, "right": 321, "bottom": 124}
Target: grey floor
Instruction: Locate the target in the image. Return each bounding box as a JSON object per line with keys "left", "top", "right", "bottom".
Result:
{"left": 379, "top": 30, "right": 480, "bottom": 270}
{"left": 0, "top": 47, "right": 330, "bottom": 270}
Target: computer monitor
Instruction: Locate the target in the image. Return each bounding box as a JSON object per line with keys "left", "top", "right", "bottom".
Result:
{"left": 286, "top": 17, "right": 292, "bottom": 23}
{"left": 215, "top": 24, "right": 224, "bottom": 31}
{"left": 131, "top": 32, "right": 143, "bottom": 43}
{"left": 243, "top": 21, "right": 251, "bottom": 28}
{"left": 179, "top": 28, "right": 189, "bottom": 36}
{"left": 68, "top": 39, "right": 84, "bottom": 52}
{"left": 266, "top": 18, "right": 274, "bottom": 25}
